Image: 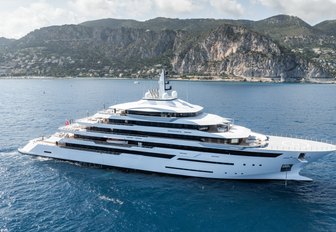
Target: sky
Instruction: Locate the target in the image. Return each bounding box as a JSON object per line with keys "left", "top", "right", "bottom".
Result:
{"left": 0, "top": 0, "right": 335, "bottom": 39}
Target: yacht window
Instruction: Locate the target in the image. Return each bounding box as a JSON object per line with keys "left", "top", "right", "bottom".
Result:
{"left": 280, "top": 164, "right": 293, "bottom": 172}
{"left": 217, "top": 124, "right": 228, "bottom": 132}
{"left": 298, "top": 153, "right": 306, "bottom": 161}
{"left": 208, "top": 125, "right": 218, "bottom": 132}
{"left": 125, "top": 110, "right": 200, "bottom": 118}
{"left": 230, "top": 138, "right": 239, "bottom": 144}
{"left": 109, "top": 118, "right": 203, "bottom": 130}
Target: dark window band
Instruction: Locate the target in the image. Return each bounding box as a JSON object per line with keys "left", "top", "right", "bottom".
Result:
{"left": 63, "top": 142, "right": 175, "bottom": 159}
{"left": 165, "top": 166, "right": 213, "bottom": 173}
{"left": 108, "top": 118, "right": 211, "bottom": 131}
{"left": 177, "top": 158, "right": 234, "bottom": 165}
{"left": 136, "top": 141, "right": 280, "bottom": 157}
{"left": 87, "top": 126, "right": 229, "bottom": 143}
{"left": 125, "top": 110, "right": 200, "bottom": 118}
{"left": 75, "top": 133, "right": 281, "bottom": 158}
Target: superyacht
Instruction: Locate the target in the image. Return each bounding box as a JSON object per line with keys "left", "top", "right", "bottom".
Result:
{"left": 19, "top": 70, "right": 336, "bottom": 181}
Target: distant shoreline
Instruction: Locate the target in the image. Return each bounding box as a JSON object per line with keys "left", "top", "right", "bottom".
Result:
{"left": 0, "top": 75, "right": 335, "bottom": 84}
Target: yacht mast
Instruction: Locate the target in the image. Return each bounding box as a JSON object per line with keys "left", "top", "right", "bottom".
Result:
{"left": 158, "top": 70, "right": 171, "bottom": 98}
{"left": 158, "top": 70, "right": 165, "bottom": 98}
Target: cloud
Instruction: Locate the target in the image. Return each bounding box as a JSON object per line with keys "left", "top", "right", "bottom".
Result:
{"left": 69, "top": 0, "right": 196, "bottom": 20}
{"left": 154, "top": 0, "right": 196, "bottom": 13}
{"left": 69, "top": 0, "right": 118, "bottom": 20}
{"left": 68, "top": 0, "right": 245, "bottom": 21}
{"left": 0, "top": 0, "right": 333, "bottom": 39}
{"left": 256, "top": 0, "right": 336, "bottom": 24}
{"left": 0, "top": 1, "right": 76, "bottom": 39}
{"left": 210, "top": 0, "right": 244, "bottom": 16}
{"left": 0, "top": 0, "right": 248, "bottom": 39}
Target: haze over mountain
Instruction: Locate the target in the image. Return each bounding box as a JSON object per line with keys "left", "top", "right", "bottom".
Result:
{"left": 0, "top": 15, "right": 335, "bottom": 82}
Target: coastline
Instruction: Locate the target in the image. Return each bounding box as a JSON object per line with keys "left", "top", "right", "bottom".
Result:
{"left": 0, "top": 75, "right": 335, "bottom": 84}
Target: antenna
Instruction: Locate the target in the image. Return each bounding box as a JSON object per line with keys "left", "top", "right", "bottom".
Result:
{"left": 158, "top": 70, "right": 165, "bottom": 98}
{"left": 186, "top": 80, "right": 189, "bottom": 102}
{"left": 144, "top": 69, "right": 176, "bottom": 100}
{"left": 164, "top": 70, "right": 171, "bottom": 91}
{"left": 158, "top": 69, "right": 172, "bottom": 98}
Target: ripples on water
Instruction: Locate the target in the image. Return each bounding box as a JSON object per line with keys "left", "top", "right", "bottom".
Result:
{"left": 0, "top": 79, "right": 335, "bottom": 231}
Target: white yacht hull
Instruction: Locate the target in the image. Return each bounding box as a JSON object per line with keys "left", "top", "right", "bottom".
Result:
{"left": 18, "top": 71, "right": 336, "bottom": 181}
{"left": 18, "top": 137, "right": 334, "bottom": 181}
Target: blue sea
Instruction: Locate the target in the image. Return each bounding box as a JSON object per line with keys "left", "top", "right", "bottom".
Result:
{"left": 0, "top": 78, "right": 335, "bottom": 232}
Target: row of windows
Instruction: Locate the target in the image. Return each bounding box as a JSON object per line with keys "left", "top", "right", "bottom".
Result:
{"left": 126, "top": 110, "right": 200, "bottom": 118}
{"left": 74, "top": 134, "right": 281, "bottom": 158}
{"left": 87, "top": 126, "right": 236, "bottom": 144}
{"left": 109, "top": 118, "right": 200, "bottom": 130}
{"left": 165, "top": 166, "right": 213, "bottom": 173}
{"left": 177, "top": 158, "right": 234, "bottom": 165}
{"left": 107, "top": 118, "right": 229, "bottom": 133}
{"left": 62, "top": 142, "right": 175, "bottom": 159}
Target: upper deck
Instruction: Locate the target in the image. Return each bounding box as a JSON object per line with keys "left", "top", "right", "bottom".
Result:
{"left": 111, "top": 98, "right": 203, "bottom": 116}
{"left": 113, "top": 70, "right": 203, "bottom": 116}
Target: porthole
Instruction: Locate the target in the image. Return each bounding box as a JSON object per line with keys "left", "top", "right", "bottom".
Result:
{"left": 252, "top": 164, "right": 255, "bottom": 166}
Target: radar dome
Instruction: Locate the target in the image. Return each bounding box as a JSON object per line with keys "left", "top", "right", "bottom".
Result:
{"left": 162, "top": 93, "right": 169, "bottom": 99}
{"left": 172, "top": 91, "right": 178, "bottom": 98}
{"left": 144, "top": 91, "right": 151, "bottom": 99}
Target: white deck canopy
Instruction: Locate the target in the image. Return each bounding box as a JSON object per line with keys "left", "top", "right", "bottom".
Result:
{"left": 113, "top": 70, "right": 203, "bottom": 114}
{"left": 112, "top": 98, "right": 203, "bottom": 114}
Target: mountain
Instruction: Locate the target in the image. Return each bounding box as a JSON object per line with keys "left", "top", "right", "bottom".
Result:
{"left": 0, "top": 15, "right": 335, "bottom": 81}
{"left": 314, "top": 20, "right": 336, "bottom": 36}
{"left": 251, "top": 15, "right": 319, "bottom": 38}
{"left": 79, "top": 15, "right": 322, "bottom": 39}
{"left": 60, "top": 15, "right": 336, "bottom": 77}
{"left": 171, "top": 25, "right": 328, "bottom": 80}
{"left": 0, "top": 37, "right": 15, "bottom": 47}
{"left": 82, "top": 17, "right": 228, "bottom": 32}
{"left": 81, "top": 18, "right": 142, "bottom": 29}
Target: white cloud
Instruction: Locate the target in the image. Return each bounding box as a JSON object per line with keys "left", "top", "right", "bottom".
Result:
{"left": 0, "top": 1, "right": 76, "bottom": 39}
{"left": 154, "top": 0, "right": 196, "bottom": 13}
{"left": 256, "top": 0, "right": 336, "bottom": 24}
{"left": 210, "top": 0, "right": 244, "bottom": 16}
{"left": 69, "top": 0, "right": 196, "bottom": 20}
{"left": 69, "top": 0, "right": 117, "bottom": 20}
{"left": 0, "top": 0, "right": 334, "bottom": 39}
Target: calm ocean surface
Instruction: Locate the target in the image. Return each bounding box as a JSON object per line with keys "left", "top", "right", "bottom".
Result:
{"left": 0, "top": 78, "right": 335, "bottom": 232}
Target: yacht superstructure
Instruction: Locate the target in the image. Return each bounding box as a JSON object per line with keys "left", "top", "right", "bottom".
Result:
{"left": 19, "top": 70, "right": 336, "bottom": 181}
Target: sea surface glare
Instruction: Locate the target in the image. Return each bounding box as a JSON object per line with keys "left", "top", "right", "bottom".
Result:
{"left": 0, "top": 79, "right": 335, "bottom": 232}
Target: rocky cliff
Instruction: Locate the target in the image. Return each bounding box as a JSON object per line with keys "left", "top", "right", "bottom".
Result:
{"left": 171, "top": 25, "right": 329, "bottom": 80}
{"left": 0, "top": 16, "right": 335, "bottom": 81}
